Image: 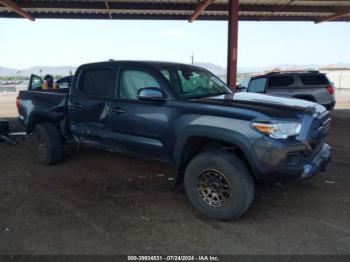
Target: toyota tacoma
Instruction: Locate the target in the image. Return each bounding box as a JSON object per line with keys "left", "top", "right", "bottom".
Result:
{"left": 17, "top": 61, "right": 332, "bottom": 220}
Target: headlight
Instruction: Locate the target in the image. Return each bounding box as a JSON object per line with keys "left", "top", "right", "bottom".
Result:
{"left": 251, "top": 120, "right": 301, "bottom": 139}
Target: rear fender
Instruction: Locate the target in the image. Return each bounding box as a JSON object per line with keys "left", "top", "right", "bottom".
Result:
{"left": 26, "top": 111, "right": 65, "bottom": 134}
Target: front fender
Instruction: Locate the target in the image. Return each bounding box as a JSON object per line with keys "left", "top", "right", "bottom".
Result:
{"left": 172, "top": 115, "right": 261, "bottom": 176}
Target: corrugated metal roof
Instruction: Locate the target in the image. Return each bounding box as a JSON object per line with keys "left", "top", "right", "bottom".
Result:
{"left": 0, "top": 0, "right": 350, "bottom": 21}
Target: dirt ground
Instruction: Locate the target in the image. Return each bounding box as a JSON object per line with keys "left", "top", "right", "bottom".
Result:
{"left": 0, "top": 92, "right": 349, "bottom": 255}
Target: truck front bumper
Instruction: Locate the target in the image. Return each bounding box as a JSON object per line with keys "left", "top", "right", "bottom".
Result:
{"left": 323, "top": 101, "right": 335, "bottom": 111}
{"left": 297, "top": 143, "right": 332, "bottom": 181}
{"left": 252, "top": 142, "right": 332, "bottom": 183}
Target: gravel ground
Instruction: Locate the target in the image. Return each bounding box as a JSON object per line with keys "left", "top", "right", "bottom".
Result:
{"left": 0, "top": 92, "right": 349, "bottom": 255}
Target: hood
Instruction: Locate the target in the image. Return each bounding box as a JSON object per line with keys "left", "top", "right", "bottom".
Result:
{"left": 193, "top": 93, "right": 325, "bottom": 119}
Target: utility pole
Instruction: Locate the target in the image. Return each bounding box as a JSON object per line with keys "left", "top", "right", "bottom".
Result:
{"left": 191, "top": 52, "right": 194, "bottom": 65}
{"left": 227, "top": 0, "right": 239, "bottom": 91}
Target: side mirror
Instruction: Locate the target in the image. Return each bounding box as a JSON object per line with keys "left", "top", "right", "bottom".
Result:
{"left": 138, "top": 87, "right": 166, "bottom": 101}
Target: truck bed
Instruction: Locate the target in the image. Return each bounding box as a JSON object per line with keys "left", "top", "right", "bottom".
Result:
{"left": 18, "top": 89, "right": 69, "bottom": 133}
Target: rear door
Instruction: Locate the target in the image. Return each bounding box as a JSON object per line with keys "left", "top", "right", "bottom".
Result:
{"left": 297, "top": 74, "right": 332, "bottom": 104}
{"left": 265, "top": 75, "right": 296, "bottom": 98}
{"left": 108, "top": 64, "right": 172, "bottom": 162}
{"left": 68, "top": 65, "right": 114, "bottom": 148}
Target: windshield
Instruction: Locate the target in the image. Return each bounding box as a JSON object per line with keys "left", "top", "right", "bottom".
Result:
{"left": 239, "top": 76, "right": 251, "bottom": 90}
{"left": 157, "top": 65, "right": 231, "bottom": 99}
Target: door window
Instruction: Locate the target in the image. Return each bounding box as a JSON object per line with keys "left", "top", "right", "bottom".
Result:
{"left": 268, "top": 76, "right": 294, "bottom": 88}
{"left": 29, "top": 75, "right": 43, "bottom": 90}
{"left": 238, "top": 77, "right": 251, "bottom": 91}
{"left": 300, "top": 75, "right": 329, "bottom": 85}
{"left": 78, "top": 68, "right": 112, "bottom": 98}
{"left": 118, "top": 69, "right": 160, "bottom": 100}
{"left": 56, "top": 76, "right": 73, "bottom": 89}
{"left": 177, "top": 69, "right": 226, "bottom": 95}
{"left": 248, "top": 78, "right": 267, "bottom": 93}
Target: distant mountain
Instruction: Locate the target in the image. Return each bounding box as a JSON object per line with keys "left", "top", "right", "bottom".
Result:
{"left": 1, "top": 63, "right": 226, "bottom": 77}
{"left": 238, "top": 63, "right": 350, "bottom": 73}
{"left": 0, "top": 66, "right": 76, "bottom": 77}
{"left": 0, "top": 66, "right": 17, "bottom": 76}
{"left": 195, "top": 62, "right": 349, "bottom": 75}
{"left": 194, "top": 62, "right": 226, "bottom": 76}
{"left": 1, "top": 62, "right": 349, "bottom": 77}
{"left": 22, "top": 66, "right": 76, "bottom": 76}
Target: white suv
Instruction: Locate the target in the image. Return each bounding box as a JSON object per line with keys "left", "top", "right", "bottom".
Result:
{"left": 238, "top": 71, "right": 336, "bottom": 110}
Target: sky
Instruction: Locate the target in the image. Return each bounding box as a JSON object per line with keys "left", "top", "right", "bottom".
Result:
{"left": 0, "top": 18, "right": 349, "bottom": 69}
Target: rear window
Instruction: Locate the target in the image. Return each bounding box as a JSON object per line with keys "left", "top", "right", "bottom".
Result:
{"left": 78, "top": 68, "right": 112, "bottom": 97}
{"left": 268, "top": 76, "right": 294, "bottom": 88}
{"left": 300, "top": 75, "right": 329, "bottom": 85}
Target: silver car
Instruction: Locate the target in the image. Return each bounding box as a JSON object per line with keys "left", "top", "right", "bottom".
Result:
{"left": 238, "top": 71, "right": 336, "bottom": 110}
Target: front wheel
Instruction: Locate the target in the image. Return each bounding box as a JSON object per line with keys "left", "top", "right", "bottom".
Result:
{"left": 34, "top": 122, "right": 63, "bottom": 165}
{"left": 184, "top": 150, "right": 255, "bottom": 220}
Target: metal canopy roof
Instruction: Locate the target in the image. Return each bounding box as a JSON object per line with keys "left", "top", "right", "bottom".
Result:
{"left": 0, "top": 0, "right": 350, "bottom": 22}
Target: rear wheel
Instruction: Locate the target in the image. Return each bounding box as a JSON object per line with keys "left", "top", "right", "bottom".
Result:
{"left": 34, "top": 122, "right": 63, "bottom": 165}
{"left": 184, "top": 149, "right": 254, "bottom": 220}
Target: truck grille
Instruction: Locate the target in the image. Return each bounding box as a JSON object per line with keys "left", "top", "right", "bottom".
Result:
{"left": 309, "top": 112, "right": 331, "bottom": 151}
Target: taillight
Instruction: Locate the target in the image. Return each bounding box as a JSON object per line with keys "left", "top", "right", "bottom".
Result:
{"left": 326, "top": 85, "right": 334, "bottom": 95}
{"left": 16, "top": 95, "right": 20, "bottom": 109}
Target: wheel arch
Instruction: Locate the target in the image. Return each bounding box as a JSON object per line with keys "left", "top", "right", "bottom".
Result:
{"left": 26, "top": 112, "right": 65, "bottom": 135}
{"left": 173, "top": 127, "right": 258, "bottom": 187}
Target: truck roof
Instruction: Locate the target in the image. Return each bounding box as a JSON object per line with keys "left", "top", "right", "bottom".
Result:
{"left": 79, "top": 60, "right": 197, "bottom": 68}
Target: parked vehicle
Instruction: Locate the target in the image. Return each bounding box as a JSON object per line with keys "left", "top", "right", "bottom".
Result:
{"left": 17, "top": 61, "right": 332, "bottom": 220}
{"left": 237, "top": 71, "right": 336, "bottom": 110}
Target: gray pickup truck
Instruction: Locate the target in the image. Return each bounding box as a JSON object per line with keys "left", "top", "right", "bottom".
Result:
{"left": 17, "top": 61, "right": 332, "bottom": 220}
{"left": 238, "top": 71, "right": 336, "bottom": 110}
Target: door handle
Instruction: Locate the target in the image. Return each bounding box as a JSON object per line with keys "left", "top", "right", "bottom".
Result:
{"left": 111, "top": 107, "right": 126, "bottom": 114}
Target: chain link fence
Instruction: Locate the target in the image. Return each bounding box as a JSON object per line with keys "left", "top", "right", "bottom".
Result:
{"left": 320, "top": 70, "right": 350, "bottom": 92}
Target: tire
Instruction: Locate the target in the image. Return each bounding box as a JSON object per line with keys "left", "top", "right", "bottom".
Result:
{"left": 34, "top": 122, "right": 63, "bottom": 165}
{"left": 0, "top": 120, "right": 9, "bottom": 135}
{"left": 184, "top": 149, "right": 255, "bottom": 221}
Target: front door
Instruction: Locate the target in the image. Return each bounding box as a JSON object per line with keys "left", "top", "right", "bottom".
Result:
{"left": 109, "top": 65, "right": 172, "bottom": 162}
{"left": 68, "top": 66, "right": 113, "bottom": 148}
